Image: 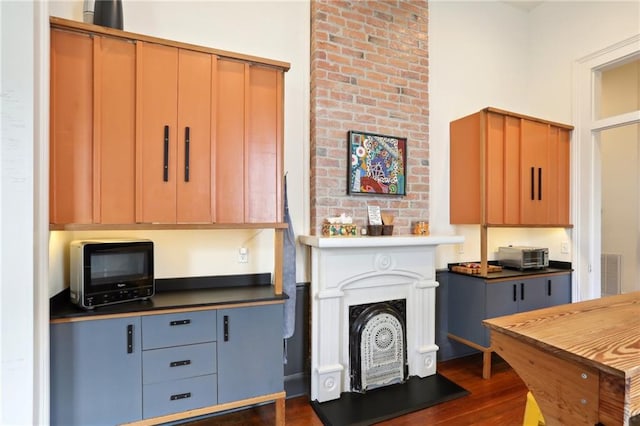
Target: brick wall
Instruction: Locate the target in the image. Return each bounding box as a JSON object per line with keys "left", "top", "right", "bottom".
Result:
{"left": 310, "top": 0, "right": 429, "bottom": 235}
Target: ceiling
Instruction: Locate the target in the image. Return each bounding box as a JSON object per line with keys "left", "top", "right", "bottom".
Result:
{"left": 502, "top": 1, "right": 544, "bottom": 12}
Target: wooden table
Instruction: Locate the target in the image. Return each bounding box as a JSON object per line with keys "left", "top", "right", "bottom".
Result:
{"left": 483, "top": 292, "right": 640, "bottom": 425}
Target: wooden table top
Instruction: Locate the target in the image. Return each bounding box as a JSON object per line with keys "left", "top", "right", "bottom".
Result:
{"left": 483, "top": 291, "right": 640, "bottom": 380}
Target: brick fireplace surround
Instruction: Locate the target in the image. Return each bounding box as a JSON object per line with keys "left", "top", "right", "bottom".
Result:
{"left": 305, "top": 0, "right": 456, "bottom": 405}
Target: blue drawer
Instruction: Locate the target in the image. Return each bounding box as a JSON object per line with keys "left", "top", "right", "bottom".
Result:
{"left": 143, "top": 342, "right": 216, "bottom": 384}
{"left": 143, "top": 374, "right": 217, "bottom": 419}
{"left": 142, "top": 310, "right": 216, "bottom": 349}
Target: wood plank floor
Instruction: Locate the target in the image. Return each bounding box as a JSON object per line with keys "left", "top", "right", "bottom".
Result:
{"left": 182, "top": 354, "right": 528, "bottom": 425}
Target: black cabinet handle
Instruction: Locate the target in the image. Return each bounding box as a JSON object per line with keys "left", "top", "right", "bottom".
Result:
{"left": 170, "top": 359, "right": 191, "bottom": 368}
{"left": 170, "top": 319, "right": 191, "bottom": 326}
{"left": 170, "top": 392, "right": 191, "bottom": 401}
{"left": 520, "top": 283, "right": 525, "bottom": 300}
{"left": 127, "top": 324, "right": 133, "bottom": 354}
{"left": 224, "top": 315, "right": 229, "bottom": 342}
{"left": 538, "top": 168, "right": 542, "bottom": 200}
{"left": 184, "top": 127, "right": 190, "bottom": 182}
{"left": 163, "top": 125, "right": 170, "bottom": 182}
{"left": 530, "top": 167, "right": 535, "bottom": 200}
{"left": 547, "top": 279, "right": 551, "bottom": 296}
{"left": 513, "top": 284, "right": 517, "bottom": 302}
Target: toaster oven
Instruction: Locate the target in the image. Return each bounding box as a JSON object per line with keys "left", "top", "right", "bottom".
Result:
{"left": 497, "top": 246, "right": 549, "bottom": 270}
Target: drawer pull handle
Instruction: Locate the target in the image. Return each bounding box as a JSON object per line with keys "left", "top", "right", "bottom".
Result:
{"left": 170, "top": 392, "right": 191, "bottom": 401}
{"left": 170, "top": 359, "right": 191, "bottom": 368}
{"left": 170, "top": 319, "right": 191, "bottom": 326}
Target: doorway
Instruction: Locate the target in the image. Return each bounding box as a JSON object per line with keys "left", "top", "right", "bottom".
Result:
{"left": 574, "top": 36, "right": 640, "bottom": 300}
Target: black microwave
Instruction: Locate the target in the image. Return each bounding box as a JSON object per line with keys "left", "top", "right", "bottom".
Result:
{"left": 70, "top": 239, "right": 155, "bottom": 309}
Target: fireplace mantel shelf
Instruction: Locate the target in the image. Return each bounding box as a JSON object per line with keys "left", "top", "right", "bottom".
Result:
{"left": 299, "top": 234, "right": 463, "bottom": 249}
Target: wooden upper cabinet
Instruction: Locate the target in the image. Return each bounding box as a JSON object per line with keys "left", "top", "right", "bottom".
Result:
{"left": 216, "top": 60, "right": 284, "bottom": 224}
{"left": 450, "top": 107, "right": 572, "bottom": 227}
{"left": 520, "top": 120, "right": 550, "bottom": 225}
{"left": 50, "top": 29, "right": 136, "bottom": 225}
{"left": 49, "top": 18, "right": 288, "bottom": 228}
{"left": 246, "top": 65, "right": 283, "bottom": 223}
{"left": 136, "top": 42, "right": 178, "bottom": 223}
{"left": 136, "top": 42, "right": 213, "bottom": 224}
{"left": 50, "top": 29, "right": 93, "bottom": 225}
{"left": 94, "top": 35, "right": 136, "bottom": 224}
{"left": 176, "top": 49, "right": 214, "bottom": 223}
{"left": 215, "top": 59, "right": 245, "bottom": 224}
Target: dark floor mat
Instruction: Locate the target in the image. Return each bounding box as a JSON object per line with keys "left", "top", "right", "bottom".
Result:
{"left": 311, "top": 374, "right": 469, "bottom": 426}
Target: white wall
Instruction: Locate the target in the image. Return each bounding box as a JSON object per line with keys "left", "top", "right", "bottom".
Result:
{"left": 1, "top": 2, "right": 40, "bottom": 424}
{"left": 428, "top": 0, "right": 639, "bottom": 270}
{"left": 527, "top": 1, "right": 640, "bottom": 123}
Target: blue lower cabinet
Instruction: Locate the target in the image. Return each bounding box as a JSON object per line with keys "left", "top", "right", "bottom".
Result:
{"left": 143, "top": 374, "right": 217, "bottom": 418}
{"left": 217, "top": 304, "right": 284, "bottom": 404}
{"left": 50, "top": 317, "right": 143, "bottom": 426}
{"left": 448, "top": 272, "right": 571, "bottom": 348}
{"left": 51, "top": 303, "right": 284, "bottom": 424}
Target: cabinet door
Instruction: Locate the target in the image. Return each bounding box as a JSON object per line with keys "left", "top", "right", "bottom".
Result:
{"left": 94, "top": 35, "right": 136, "bottom": 224}
{"left": 517, "top": 278, "right": 549, "bottom": 312}
{"left": 485, "top": 112, "right": 521, "bottom": 225}
{"left": 486, "top": 281, "right": 519, "bottom": 318}
{"left": 217, "top": 304, "right": 284, "bottom": 403}
{"left": 246, "top": 65, "right": 283, "bottom": 223}
{"left": 176, "top": 49, "right": 213, "bottom": 223}
{"left": 215, "top": 59, "right": 245, "bottom": 223}
{"left": 546, "top": 274, "right": 571, "bottom": 306}
{"left": 547, "top": 127, "right": 571, "bottom": 225}
{"left": 448, "top": 274, "right": 488, "bottom": 346}
{"left": 449, "top": 112, "right": 482, "bottom": 224}
{"left": 485, "top": 281, "right": 519, "bottom": 347}
{"left": 50, "top": 29, "right": 136, "bottom": 225}
{"left": 50, "top": 29, "right": 93, "bottom": 224}
{"left": 520, "top": 120, "right": 550, "bottom": 224}
{"left": 215, "top": 60, "right": 283, "bottom": 224}
{"left": 50, "top": 317, "right": 142, "bottom": 425}
{"left": 137, "top": 42, "right": 179, "bottom": 223}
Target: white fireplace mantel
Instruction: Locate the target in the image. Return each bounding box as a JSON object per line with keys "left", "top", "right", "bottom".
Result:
{"left": 299, "top": 234, "right": 463, "bottom": 402}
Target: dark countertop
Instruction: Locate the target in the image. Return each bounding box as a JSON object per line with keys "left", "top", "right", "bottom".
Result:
{"left": 50, "top": 285, "right": 287, "bottom": 321}
{"left": 447, "top": 261, "right": 572, "bottom": 280}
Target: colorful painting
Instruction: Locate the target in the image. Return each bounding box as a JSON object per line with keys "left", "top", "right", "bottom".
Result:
{"left": 348, "top": 131, "right": 407, "bottom": 195}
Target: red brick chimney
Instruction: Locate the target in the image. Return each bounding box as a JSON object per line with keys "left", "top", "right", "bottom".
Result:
{"left": 310, "top": 0, "right": 430, "bottom": 235}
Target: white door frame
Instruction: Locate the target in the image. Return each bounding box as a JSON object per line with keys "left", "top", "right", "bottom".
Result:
{"left": 573, "top": 34, "right": 640, "bottom": 301}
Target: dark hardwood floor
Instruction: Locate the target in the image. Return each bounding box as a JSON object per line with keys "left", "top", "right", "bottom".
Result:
{"left": 182, "top": 353, "right": 528, "bottom": 425}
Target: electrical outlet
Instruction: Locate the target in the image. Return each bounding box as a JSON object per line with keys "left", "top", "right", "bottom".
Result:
{"left": 561, "top": 241, "right": 569, "bottom": 254}
{"left": 238, "top": 247, "right": 248, "bottom": 263}
{"left": 457, "top": 244, "right": 464, "bottom": 254}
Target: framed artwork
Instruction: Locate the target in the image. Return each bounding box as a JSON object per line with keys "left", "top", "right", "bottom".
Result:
{"left": 347, "top": 130, "right": 407, "bottom": 195}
